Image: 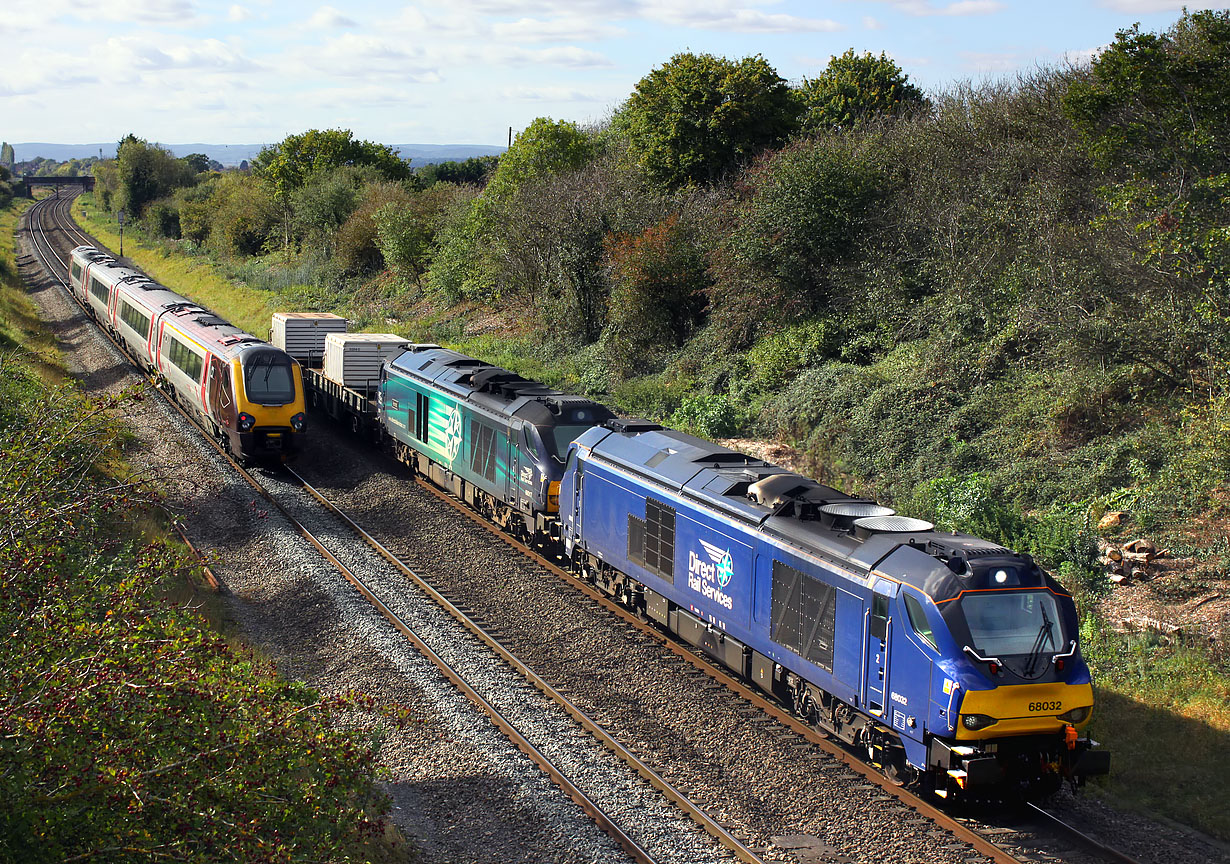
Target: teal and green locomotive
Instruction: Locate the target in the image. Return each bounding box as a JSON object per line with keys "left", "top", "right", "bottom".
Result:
{"left": 377, "top": 347, "right": 612, "bottom": 537}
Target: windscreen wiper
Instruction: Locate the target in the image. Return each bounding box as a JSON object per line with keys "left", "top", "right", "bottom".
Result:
{"left": 1024, "top": 606, "right": 1056, "bottom": 676}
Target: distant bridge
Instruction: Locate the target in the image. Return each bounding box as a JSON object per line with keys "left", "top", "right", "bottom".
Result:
{"left": 20, "top": 175, "right": 95, "bottom": 197}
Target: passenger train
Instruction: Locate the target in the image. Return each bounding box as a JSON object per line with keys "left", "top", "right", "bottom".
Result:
{"left": 68, "top": 246, "right": 306, "bottom": 461}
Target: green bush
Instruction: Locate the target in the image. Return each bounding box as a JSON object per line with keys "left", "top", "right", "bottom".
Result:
{"left": 670, "top": 392, "right": 744, "bottom": 438}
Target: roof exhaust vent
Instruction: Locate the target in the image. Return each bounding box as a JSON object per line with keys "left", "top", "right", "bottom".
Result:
{"left": 853, "top": 515, "right": 934, "bottom": 542}
{"left": 748, "top": 473, "right": 810, "bottom": 508}
{"left": 819, "top": 501, "right": 896, "bottom": 531}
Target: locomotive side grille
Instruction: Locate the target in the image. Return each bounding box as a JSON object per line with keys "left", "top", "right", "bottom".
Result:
{"left": 628, "top": 498, "right": 675, "bottom": 583}
{"left": 771, "top": 560, "right": 836, "bottom": 672}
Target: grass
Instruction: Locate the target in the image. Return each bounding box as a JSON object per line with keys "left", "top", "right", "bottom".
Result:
{"left": 1082, "top": 626, "right": 1230, "bottom": 840}
{"left": 0, "top": 197, "right": 62, "bottom": 370}
{"left": 74, "top": 194, "right": 282, "bottom": 339}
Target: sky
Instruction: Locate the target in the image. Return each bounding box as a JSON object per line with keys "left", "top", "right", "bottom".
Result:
{"left": 1, "top": 0, "right": 1225, "bottom": 149}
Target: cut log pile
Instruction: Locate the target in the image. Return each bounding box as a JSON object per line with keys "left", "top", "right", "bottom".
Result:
{"left": 1099, "top": 536, "right": 1168, "bottom": 585}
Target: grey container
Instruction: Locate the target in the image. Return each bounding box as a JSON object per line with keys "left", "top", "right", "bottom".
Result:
{"left": 272, "top": 312, "right": 349, "bottom": 364}
{"left": 323, "top": 332, "right": 411, "bottom": 391}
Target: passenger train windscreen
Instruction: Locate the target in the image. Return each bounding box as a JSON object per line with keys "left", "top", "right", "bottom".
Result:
{"left": 243, "top": 351, "right": 296, "bottom": 405}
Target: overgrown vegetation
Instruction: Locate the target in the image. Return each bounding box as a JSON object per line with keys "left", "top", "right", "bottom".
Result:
{"left": 62, "top": 10, "right": 1230, "bottom": 838}
{"left": 0, "top": 198, "right": 407, "bottom": 861}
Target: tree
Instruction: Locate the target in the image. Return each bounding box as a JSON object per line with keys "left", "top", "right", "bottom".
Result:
{"left": 1063, "top": 11, "right": 1230, "bottom": 182}
{"left": 429, "top": 118, "right": 595, "bottom": 300}
{"left": 253, "top": 129, "right": 411, "bottom": 201}
{"left": 0, "top": 142, "right": 13, "bottom": 171}
{"left": 710, "top": 134, "right": 892, "bottom": 345}
{"left": 798, "top": 49, "right": 928, "bottom": 131}
{"left": 416, "top": 155, "right": 498, "bottom": 187}
{"left": 615, "top": 52, "right": 799, "bottom": 188}
{"left": 206, "top": 172, "right": 279, "bottom": 256}
{"left": 114, "top": 134, "right": 195, "bottom": 218}
{"left": 375, "top": 182, "right": 477, "bottom": 287}
{"left": 183, "top": 152, "right": 212, "bottom": 173}
{"left": 600, "top": 213, "right": 708, "bottom": 378}
{"left": 288, "top": 164, "right": 381, "bottom": 248}
{"left": 1063, "top": 10, "right": 1230, "bottom": 370}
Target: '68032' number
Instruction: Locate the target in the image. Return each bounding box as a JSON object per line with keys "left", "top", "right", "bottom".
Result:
{"left": 1028, "top": 701, "right": 1062, "bottom": 712}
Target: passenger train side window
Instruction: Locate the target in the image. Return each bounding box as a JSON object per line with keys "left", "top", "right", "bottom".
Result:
{"left": 628, "top": 497, "right": 675, "bottom": 583}
{"left": 904, "top": 594, "right": 937, "bottom": 650}
{"left": 118, "top": 299, "right": 150, "bottom": 338}
{"left": 771, "top": 560, "right": 835, "bottom": 672}
{"left": 89, "top": 277, "right": 109, "bottom": 305}
{"left": 165, "top": 336, "right": 204, "bottom": 382}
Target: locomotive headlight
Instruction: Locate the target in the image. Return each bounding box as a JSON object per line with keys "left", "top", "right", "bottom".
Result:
{"left": 962, "top": 713, "right": 998, "bottom": 731}
{"left": 238, "top": 412, "right": 255, "bottom": 432}
{"left": 290, "top": 412, "right": 306, "bottom": 432}
{"left": 1058, "top": 706, "right": 1091, "bottom": 724}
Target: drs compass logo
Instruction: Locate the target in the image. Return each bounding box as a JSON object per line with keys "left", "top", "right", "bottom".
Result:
{"left": 444, "top": 404, "right": 464, "bottom": 463}
{"left": 689, "top": 540, "right": 735, "bottom": 610}
{"left": 702, "top": 540, "right": 735, "bottom": 588}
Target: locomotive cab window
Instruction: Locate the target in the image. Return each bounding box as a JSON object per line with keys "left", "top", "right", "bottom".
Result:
{"left": 242, "top": 351, "right": 295, "bottom": 405}
{"left": 538, "top": 424, "right": 592, "bottom": 466}
{"left": 959, "top": 590, "right": 1063, "bottom": 658}
{"left": 904, "top": 593, "right": 937, "bottom": 650}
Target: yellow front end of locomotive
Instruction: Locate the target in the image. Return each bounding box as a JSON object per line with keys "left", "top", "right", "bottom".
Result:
{"left": 956, "top": 680, "right": 1094, "bottom": 740}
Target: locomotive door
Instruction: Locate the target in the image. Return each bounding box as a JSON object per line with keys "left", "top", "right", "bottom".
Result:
{"left": 865, "top": 579, "right": 896, "bottom": 716}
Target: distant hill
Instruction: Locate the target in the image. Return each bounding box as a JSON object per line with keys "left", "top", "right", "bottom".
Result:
{"left": 12, "top": 142, "right": 506, "bottom": 167}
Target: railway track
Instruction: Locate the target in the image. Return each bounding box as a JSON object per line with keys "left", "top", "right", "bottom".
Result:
{"left": 22, "top": 189, "right": 759, "bottom": 864}
{"left": 20, "top": 188, "right": 1152, "bottom": 864}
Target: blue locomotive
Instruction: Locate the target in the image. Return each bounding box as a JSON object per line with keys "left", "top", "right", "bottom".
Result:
{"left": 558, "top": 420, "right": 1110, "bottom": 797}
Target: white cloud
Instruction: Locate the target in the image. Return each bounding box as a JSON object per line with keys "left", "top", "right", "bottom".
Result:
{"left": 306, "top": 5, "right": 358, "bottom": 29}
{"left": 492, "top": 16, "right": 625, "bottom": 42}
{"left": 511, "top": 45, "right": 615, "bottom": 67}
{"left": 891, "top": 0, "right": 1003, "bottom": 16}
{"left": 227, "top": 4, "right": 253, "bottom": 21}
{"left": 106, "top": 35, "right": 257, "bottom": 72}
{"left": 864, "top": 16, "right": 883, "bottom": 30}
{"left": 646, "top": 5, "right": 842, "bottom": 33}
{"left": 294, "top": 33, "right": 439, "bottom": 80}
{"left": 498, "top": 85, "right": 603, "bottom": 101}
{"left": 60, "top": 0, "right": 199, "bottom": 24}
